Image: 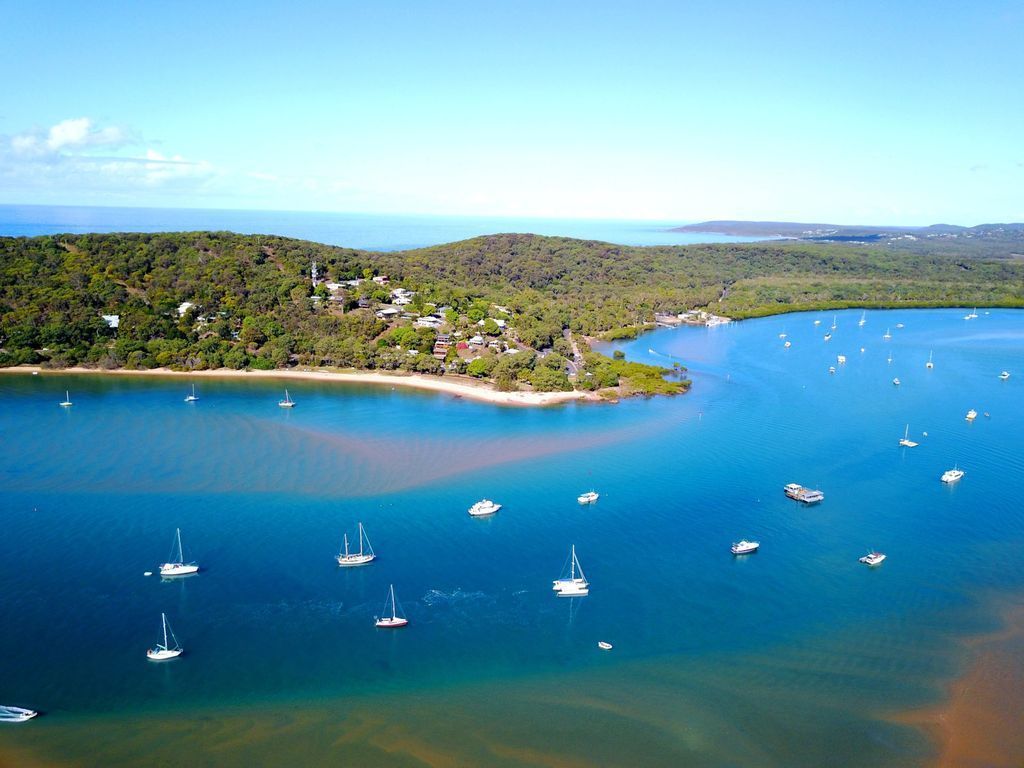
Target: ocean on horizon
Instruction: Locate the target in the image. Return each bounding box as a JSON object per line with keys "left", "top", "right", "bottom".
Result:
{"left": 0, "top": 203, "right": 763, "bottom": 251}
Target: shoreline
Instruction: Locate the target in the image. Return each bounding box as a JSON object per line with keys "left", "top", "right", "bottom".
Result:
{"left": 892, "top": 600, "right": 1024, "bottom": 767}
{"left": 0, "top": 365, "right": 603, "bottom": 407}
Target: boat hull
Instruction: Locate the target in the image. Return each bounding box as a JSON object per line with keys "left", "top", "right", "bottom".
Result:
{"left": 556, "top": 588, "right": 589, "bottom": 597}
{"left": 375, "top": 617, "right": 408, "bottom": 628}
{"left": 336, "top": 554, "right": 375, "bottom": 567}
{"left": 159, "top": 563, "right": 199, "bottom": 576}
{"left": 146, "top": 648, "right": 183, "bottom": 661}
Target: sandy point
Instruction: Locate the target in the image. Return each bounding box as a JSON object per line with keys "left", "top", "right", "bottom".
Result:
{"left": 0, "top": 365, "right": 603, "bottom": 408}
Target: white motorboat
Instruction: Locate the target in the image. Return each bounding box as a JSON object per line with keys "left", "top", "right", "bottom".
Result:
{"left": 823, "top": 333, "right": 832, "bottom": 341}
{"left": 859, "top": 551, "right": 886, "bottom": 567}
{"left": 778, "top": 330, "right": 787, "bottom": 339}
{"left": 147, "top": 612, "right": 183, "bottom": 660}
{"left": 597, "top": 641, "right": 613, "bottom": 650}
{"left": 898, "top": 424, "right": 918, "bottom": 448}
{"left": 837, "top": 354, "right": 846, "bottom": 364}
{"left": 552, "top": 545, "right": 589, "bottom": 597}
{"left": 0, "top": 705, "right": 38, "bottom": 723}
{"left": 1000, "top": 371, "right": 1010, "bottom": 380}
{"left": 892, "top": 377, "right": 900, "bottom": 386}
{"left": 813, "top": 319, "right": 821, "bottom": 325}
{"left": 468, "top": 499, "right": 502, "bottom": 517}
{"left": 336, "top": 522, "right": 376, "bottom": 566}
{"left": 374, "top": 584, "right": 408, "bottom": 628}
{"left": 965, "top": 409, "right": 978, "bottom": 421}
{"left": 925, "top": 351, "right": 934, "bottom": 369}
{"left": 784, "top": 340, "right": 791, "bottom": 348}
{"left": 828, "top": 366, "right": 836, "bottom": 374}
{"left": 159, "top": 528, "right": 200, "bottom": 577}
{"left": 577, "top": 491, "right": 599, "bottom": 505}
{"left": 184, "top": 384, "right": 199, "bottom": 402}
{"left": 278, "top": 389, "right": 295, "bottom": 407}
{"left": 59, "top": 390, "right": 73, "bottom": 407}
{"left": 941, "top": 466, "right": 965, "bottom": 484}
{"left": 731, "top": 539, "right": 759, "bottom": 555}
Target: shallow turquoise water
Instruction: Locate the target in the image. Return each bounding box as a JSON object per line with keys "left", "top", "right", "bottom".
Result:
{"left": 1, "top": 308, "right": 1022, "bottom": 765}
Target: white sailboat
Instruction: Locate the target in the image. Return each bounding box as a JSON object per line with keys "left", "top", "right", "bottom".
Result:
{"left": 184, "top": 384, "right": 199, "bottom": 402}
{"left": 336, "top": 522, "right": 375, "bottom": 566}
{"left": 882, "top": 328, "right": 892, "bottom": 340}
{"left": 858, "top": 311, "right": 866, "bottom": 326}
{"left": 926, "top": 351, "right": 934, "bottom": 369}
{"left": 0, "top": 705, "right": 38, "bottom": 722}
{"left": 374, "top": 584, "right": 408, "bottom": 628}
{"left": 278, "top": 389, "right": 295, "bottom": 408}
{"left": 898, "top": 424, "right": 918, "bottom": 448}
{"left": 146, "top": 612, "right": 183, "bottom": 660}
{"left": 159, "top": 528, "right": 199, "bottom": 576}
{"left": 59, "top": 390, "right": 73, "bottom": 407}
{"left": 831, "top": 315, "right": 837, "bottom": 331}
{"left": 552, "top": 545, "right": 589, "bottom": 597}
{"left": 887, "top": 351, "right": 893, "bottom": 364}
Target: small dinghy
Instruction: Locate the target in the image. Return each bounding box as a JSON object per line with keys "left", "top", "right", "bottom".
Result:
{"left": 597, "top": 641, "right": 613, "bottom": 650}
{"left": 0, "top": 705, "right": 38, "bottom": 723}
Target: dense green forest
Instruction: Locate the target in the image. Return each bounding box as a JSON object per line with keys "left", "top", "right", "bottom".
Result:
{"left": 1, "top": 230, "right": 1022, "bottom": 394}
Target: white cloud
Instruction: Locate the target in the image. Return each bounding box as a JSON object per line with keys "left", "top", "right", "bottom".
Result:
{"left": 1, "top": 117, "right": 215, "bottom": 196}
{"left": 10, "top": 117, "right": 131, "bottom": 157}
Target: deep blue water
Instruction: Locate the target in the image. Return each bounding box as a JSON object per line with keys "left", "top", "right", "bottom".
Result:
{"left": 1, "top": 308, "right": 1022, "bottom": 766}
{"left": 0, "top": 204, "right": 762, "bottom": 250}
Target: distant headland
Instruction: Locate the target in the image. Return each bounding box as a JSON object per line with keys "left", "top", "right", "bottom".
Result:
{"left": 671, "top": 219, "right": 1024, "bottom": 244}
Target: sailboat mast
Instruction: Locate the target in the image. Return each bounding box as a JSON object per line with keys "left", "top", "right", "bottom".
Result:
{"left": 162, "top": 613, "right": 168, "bottom": 650}
{"left": 389, "top": 585, "right": 396, "bottom": 619}
{"left": 570, "top": 545, "right": 576, "bottom": 580}
{"left": 176, "top": 528, "right": 184, "bottom": 562}
{"left": 343, "top": 533, "right": 350, "bottom": 557}
{"left": 358, "top": 523, "right": 364, "bottom": 556}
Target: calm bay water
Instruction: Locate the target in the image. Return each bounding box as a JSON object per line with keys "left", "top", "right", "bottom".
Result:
{"left": 0, "top": 204, "right": 760, "bottom": 251}
{"left": 1, "top": 308, "right": 1023, "bottom": 766}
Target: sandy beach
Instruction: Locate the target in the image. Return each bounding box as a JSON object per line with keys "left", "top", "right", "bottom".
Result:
{"left": 0, "top": 365, "right": 602, "bottom": 407}
{"left": 894, "top": 601, "right": 1024, "bottom": 767}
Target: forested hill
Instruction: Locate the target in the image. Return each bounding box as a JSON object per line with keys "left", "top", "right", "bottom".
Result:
{"left": 1, "top": 231, "right": 1023, "bottom": 388}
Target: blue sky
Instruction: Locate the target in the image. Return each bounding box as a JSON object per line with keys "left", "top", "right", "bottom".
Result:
{"left": 1, "top": 0, "right": 1021, "bottom": 224}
